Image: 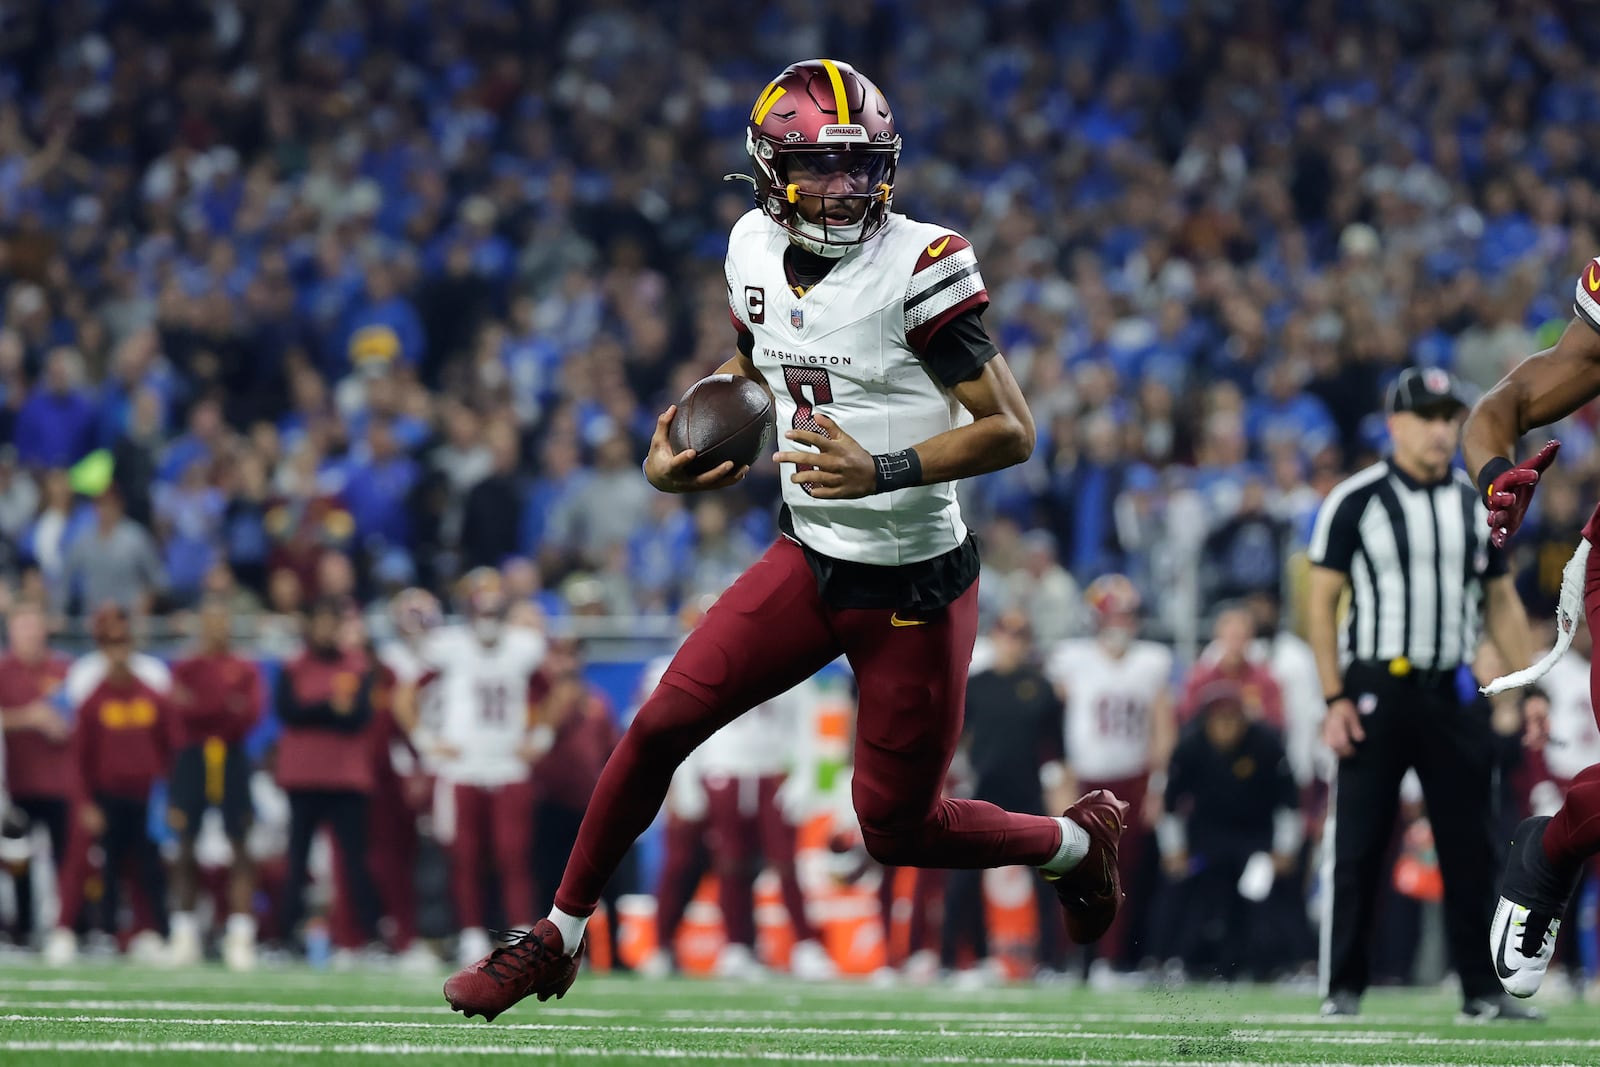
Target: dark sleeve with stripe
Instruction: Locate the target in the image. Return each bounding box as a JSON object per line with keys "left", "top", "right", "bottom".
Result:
{"left": 918, "top": 307, "right": 998, "bottom": 388}
{"left": 1309, "top": 489, "right": 1365, "bottom": 573}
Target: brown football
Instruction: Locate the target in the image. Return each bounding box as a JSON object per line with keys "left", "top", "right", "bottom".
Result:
{"left": 668, "top": 374, "right": 774, "bottom": 476}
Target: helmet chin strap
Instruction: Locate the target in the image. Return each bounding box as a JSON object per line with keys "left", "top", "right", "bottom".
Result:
{"left": 789, "top": 218, "right": 857, "bottom": 257}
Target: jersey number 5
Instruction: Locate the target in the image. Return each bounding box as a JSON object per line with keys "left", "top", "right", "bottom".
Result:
{"left": 783, "top": 366, "right": 833, "bottom": 436}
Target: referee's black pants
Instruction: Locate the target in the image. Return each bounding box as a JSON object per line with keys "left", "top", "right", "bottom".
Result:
{"left": 1327, "top": 662, "right": 1499, "bottom": 1001}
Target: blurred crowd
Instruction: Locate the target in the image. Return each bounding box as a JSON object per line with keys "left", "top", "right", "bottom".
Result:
{"left": 0, "top": 0, "right": 1597, "bottom": 635}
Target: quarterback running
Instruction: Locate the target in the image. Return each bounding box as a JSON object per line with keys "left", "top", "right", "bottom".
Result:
{"left": 1463, "top": 253, "right": 1600, "bottom": 999}
{"left": 443, "top": 59, "right": 1127, "bottom": 1020}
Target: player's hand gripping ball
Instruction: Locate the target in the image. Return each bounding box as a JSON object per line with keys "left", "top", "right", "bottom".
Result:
{"left": 645, "top": 374, "right": 771, "bottom": 493}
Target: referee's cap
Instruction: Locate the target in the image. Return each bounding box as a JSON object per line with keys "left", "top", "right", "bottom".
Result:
{"left": 1386, "top": 367, "right": 1468, "bottom": 417}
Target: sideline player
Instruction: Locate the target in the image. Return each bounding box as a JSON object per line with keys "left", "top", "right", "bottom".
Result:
{"left": 1461, "top": 252, "right": 1600, "bottom": 998}
{"left": 167, "top": 598, "right": 265, "bottom": 970}
{"left": 415, "top": 569, "right": 546, "bottom": 966}
{"left": 444, "top": 59, "right": 1126, "bottom": 1020}
{"left": 1046, "top": 575, "right": 1174, "bottom": 976}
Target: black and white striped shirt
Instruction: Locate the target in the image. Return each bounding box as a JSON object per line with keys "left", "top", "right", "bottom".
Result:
{"left": 1308, "top": 460, "right": 1507, "bottom": 671}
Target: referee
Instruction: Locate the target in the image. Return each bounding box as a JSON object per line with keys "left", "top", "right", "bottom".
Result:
{"left": 1307, "top": 368, "right": 1536, "bottom": 1020}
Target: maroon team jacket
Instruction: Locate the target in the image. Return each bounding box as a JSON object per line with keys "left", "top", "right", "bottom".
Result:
{"left": 171, "top": 651, "right": 266, "bottom": 748}
{"left": 73, "top": 672, "right": 178, "bottom": 799}
{"left": 0, "top": 652, "right": 73, "bottom": 799}
{"left": 274, "top": 648, "right": 376, "bottom": 794}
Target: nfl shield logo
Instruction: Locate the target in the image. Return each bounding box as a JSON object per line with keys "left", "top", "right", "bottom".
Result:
{"left": 791, "top": 306, "right": 804, "bottom": 329}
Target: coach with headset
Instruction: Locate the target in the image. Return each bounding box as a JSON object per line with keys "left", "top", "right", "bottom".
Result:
{"left": 1306, "top": 367, "right": 1538, "bottom": 1021}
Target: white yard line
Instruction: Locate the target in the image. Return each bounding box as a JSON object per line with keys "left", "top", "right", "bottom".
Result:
{"left": 0, "top": 997, "right": 1507, "bottom": 1028}
{"left": 1, "top": 1043, "right": 1591, "bottom": 1067}
{"left": 6, "top": 1014, "right": 1600, "bottom": 1050}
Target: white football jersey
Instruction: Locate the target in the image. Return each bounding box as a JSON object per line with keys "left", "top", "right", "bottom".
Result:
{"left": 1046, "top": 638, "right": 1173, "bottom": 781}
{"left": 417, "top": 626, "right": 546, "bottom": 787}
{"left": 727, "top": 209, "right": 989, "bottom": 565}
{"left": 1539, "top": 653, "right": 1600, "bottom": 783}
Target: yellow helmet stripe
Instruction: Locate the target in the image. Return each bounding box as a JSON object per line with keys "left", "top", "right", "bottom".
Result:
{"left": 752, "top": 84, "right": 788, "bottom": 125}
{"left": 819, "top": 59, "right": 850, "bottom": 125}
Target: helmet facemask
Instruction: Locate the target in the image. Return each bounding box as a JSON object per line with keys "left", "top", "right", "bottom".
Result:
{"left": 748, "top": 131, "right": 898, "bottom": 257}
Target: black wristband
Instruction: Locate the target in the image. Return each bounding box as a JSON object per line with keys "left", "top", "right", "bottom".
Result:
{"left": 1325, "top": 691, "right": 1349, "bottom": 708}
{"left": 1477, "top": 456, "right": 1514, "bottom": 500}
{"left": 873, "top": 448, "right": 923, "bottom": 493}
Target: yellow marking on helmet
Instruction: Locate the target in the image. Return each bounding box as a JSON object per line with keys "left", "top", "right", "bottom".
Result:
{"left": 786, "top": 184, "right": 800, "bottom": 204}
{"left": 752, "top": 84, "right": 788, "bottom": 125}
{"left": 876, "top": 182, "right": 892, "bottom": 203}
{"left": 819, "top": 59, "right": 850, "bottom": 125}
{"left": 750, "top": 81, "right": 777, "bottom": 121}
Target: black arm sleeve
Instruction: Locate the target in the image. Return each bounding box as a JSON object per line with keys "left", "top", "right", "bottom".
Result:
{"left": 918, "top": 307, "right": 998, "bottom": 388}
{"left": 736, "top": 328, "right": 754, "bottom": 358}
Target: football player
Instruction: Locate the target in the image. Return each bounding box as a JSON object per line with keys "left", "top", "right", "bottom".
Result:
{"left": 446, "top": 59, "right": 1126, "bottom": 1020}
{"left": 167, "top": 598, "right": 266, "bottom": 970}
{"left": 416, "top": 569, "right": 547, "bottom": 966}
{"left": 1045, "top": 576, "right": 1175, "bottom": 975}
{"left": 1462, "top": 255, "right": 1600, "bottom": 999}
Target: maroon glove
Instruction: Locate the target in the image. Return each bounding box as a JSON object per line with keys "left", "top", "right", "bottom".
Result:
{"left": 1482, "top": 440, "right": 1560, "bottom": 548}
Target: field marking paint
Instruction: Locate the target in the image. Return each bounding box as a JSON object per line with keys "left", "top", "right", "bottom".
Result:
{"left": 0, "top": 997, "right": 1508, "bottom": 1029}
{"left": 7, "top": 1015, "right": 1600, "bottom": 1050}
{"left": 2, "top": 1043, "right": 1593, "bottom": 1067}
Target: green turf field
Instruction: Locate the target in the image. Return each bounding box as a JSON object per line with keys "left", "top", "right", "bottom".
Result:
{"left": 0, "top": 960, "right": 1593, "bottom": 1066}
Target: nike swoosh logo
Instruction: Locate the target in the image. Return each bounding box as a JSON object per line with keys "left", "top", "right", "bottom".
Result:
{"left": 1494, "top": 919, "right": 1519, "bottom": 982}
{"left": 889, "top": 613, "right": 928, "bottom": 627}
{"left": 926, "top": 236, "right": 951, "bottom": 258}
{"left": 1587, "top": 264, "right": 1600, "bottom": 293}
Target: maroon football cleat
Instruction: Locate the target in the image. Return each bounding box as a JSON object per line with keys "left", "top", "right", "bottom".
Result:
{"left": 1048, "top": 789, "right": 1130, "bottom": 944}
{"left": 443, "top": 920, "right": 583, "bottom": 1022}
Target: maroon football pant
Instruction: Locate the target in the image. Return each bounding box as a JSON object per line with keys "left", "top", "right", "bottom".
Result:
{"left": 1545, "top": 516, "right": 1600, "bottom": 871}
{"left": 555, "top": 538, "right": 1062, "bottom": 918}
{"left": 704, "top": 773, "right": 818, "bottom": 946}
{"left": 448, "top": 781, "right": 537, "bottom": 930}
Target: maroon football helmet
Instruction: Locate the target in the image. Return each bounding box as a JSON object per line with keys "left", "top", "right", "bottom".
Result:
{"left": 744, "top": 59, "right": 901, "bottom": 256}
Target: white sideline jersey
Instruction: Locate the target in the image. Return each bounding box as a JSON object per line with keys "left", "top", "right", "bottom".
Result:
{"left": 726, "top": 209, "right": 989, "bottom": 565}
{"left": 417, "top": 626, "right": 546, "bottom": 787}
{"left": 1539, "top": 653, "right": 1600, "bottom": 783}
{"left": 1046, "top": 638, "right": 1172, "bottom": 781}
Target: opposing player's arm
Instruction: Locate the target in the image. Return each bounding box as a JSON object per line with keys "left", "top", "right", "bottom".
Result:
{"left": 1463, "top": 318, "right": 1600, "bottom": 479}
